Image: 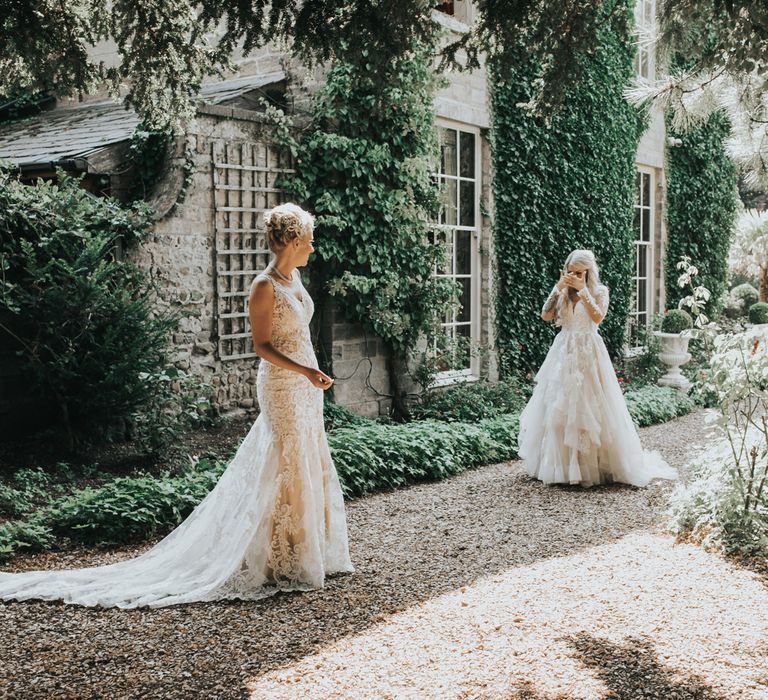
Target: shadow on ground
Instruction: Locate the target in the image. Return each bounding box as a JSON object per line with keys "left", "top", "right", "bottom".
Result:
{"left": 568, "top": 634, "right": 727, "bottom": 700}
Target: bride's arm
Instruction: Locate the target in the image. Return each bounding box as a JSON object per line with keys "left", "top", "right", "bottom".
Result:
{"left": 248, "top": 278, "right": 333, "bottom": 390}
{"left": 577, "top": 286, "right": 608, "bottom": 324}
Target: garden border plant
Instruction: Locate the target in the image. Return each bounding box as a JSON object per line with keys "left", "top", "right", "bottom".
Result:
{"left": 0, "top": 382, "right": 695, "bottom": 560}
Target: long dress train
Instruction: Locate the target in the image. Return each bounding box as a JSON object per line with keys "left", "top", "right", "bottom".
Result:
{"left": 0, "top": 270, "right": 354, "bottom": 608}
{"left": 518, "top": 284, "right": 678, "bottom": 487}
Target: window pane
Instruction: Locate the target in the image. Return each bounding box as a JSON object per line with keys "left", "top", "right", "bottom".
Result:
{"left": 633, "top": 208, "right": 641, "bottom": 240}
{"left": 444, "top": 230, "right": 455, "bottom": 275}
{"left": 638, "top": 245, "right": 648, "bottom": 278}
{"left": 635, "top": 172, "right": 641, "bottom": 204}
{"left": 644, "top": 1, "right": 653, "bottom": 26}
{"left": 442, "top": 179, "right": 457, "bottom": 225}
{"left": 459, "top": 180, "right": 475, "bottom": 227}
{"left": 457, "top": 277, "right": 472, "bottom": 322}
{"left": 642, "top": 208, "right": 651, "bottom": 241}
{"left": 637, "top": 279, "right": 647, "bottom": 313}
{"left": 433, "top": 228, "right": 449, "bottom": 274}
{"left": 642, "top": 173, "right": 651, "bottom": 207}
{"left": 440, "top": 129, "right": 457, "bottom": 177}
{"left": 455, "top": 230, "right": 472, "bottom": 275}
{"left": 459, "top": 131, "right": 475, "bottom": 178}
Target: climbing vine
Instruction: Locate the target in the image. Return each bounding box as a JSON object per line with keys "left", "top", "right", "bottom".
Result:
{"left": 271, "top": 37, "right": 457, "bottom": 412}
{"left": 665, "top": 112, "right": 738, "bottom": 316}
{"left": 128, "top": 123, "right": 196, "bottom": 213}
{"left": 490, "top": 0, "right": 645, "bottom": 376}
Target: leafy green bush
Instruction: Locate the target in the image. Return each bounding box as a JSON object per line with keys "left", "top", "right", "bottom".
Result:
{"left": 725, "top": 282, "right": 759, "bottom": 318}
{"left": 329, "top": 414, "right": 520, "bottom": 498}
{"left": 0, "top": 518, "right": 55, "bottom": 557}
{"left": 45, "top": 464, "right": 225, "bottom": 544}
{"left": 324, "top": 399, "right": 373, "bottom": 431}
{"left": 411, "top": 378, "right": 532, "bottom": 422}
{"left": 0, "top": 483, "right": 29, "bottom": 518}
{"left": 618, "top": 322, "right": 665, "bottom": 387}
{"left": 624, "top": 385, "right": 695, "bottom": 427}
{"left": 0, "top": 171, "right": 208, "bottom": 453}
{"left": 660, "top": 309, "right": 694, "bottom": 333}
{"left": 748, "top": 302, "right": 768, "bottom": 324}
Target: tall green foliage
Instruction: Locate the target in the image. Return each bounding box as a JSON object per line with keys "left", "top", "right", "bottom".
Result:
{"left": 665, "top": 113, "right": 738, "bottom": 315}
{"left": 275, "top": 38, "right": 456, "bottom": 410}
{"left": 0, "top": 172, "right": 193, "bottom": 450}
{"left": 490, "top": 1, "right": 644, "bottom": 376}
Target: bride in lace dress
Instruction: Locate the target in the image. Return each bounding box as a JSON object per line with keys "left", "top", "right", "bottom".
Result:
{"left": 517, "top": 249, "right": 678, "bottom": 487}
{"left": 0, "top": 203, "right": 353, "bottom": 608}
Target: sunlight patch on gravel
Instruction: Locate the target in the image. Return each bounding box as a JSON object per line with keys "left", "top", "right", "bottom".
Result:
{"left": 247, "top": 532, "right": 768, "bottom": 700}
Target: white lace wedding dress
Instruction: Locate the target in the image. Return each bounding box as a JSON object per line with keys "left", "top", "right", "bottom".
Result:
{"left": 518, "top": 285, "right": 678, "bottom": 487}
{"left": 0, "top": 270, "right": 354, "bottom": 608}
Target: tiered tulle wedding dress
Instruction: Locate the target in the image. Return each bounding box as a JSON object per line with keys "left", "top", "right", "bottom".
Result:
{"left": 518, "top": 285, "right": 678, "bottom": 487}
{"left": 0, "top": 270, "right": 353, "bottom": 608}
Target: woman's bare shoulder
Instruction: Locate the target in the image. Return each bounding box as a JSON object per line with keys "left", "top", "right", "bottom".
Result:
{"left": 249, "top": 274, "right": 274, "bottom": 301}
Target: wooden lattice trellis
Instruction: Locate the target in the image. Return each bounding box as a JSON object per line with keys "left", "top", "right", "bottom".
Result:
{"left": 212, "top": 141, "right": 293, "bottom": 360}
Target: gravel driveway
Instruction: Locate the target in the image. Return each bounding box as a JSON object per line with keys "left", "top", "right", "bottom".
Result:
{"left": 1, "top": 410, "right": 767, "bottom": 699}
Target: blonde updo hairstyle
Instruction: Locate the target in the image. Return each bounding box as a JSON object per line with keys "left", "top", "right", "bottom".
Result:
{"left": 263, "top": 203, "right": 315, "bottom": 253}
{"left": 555, "top": 249, "right": 603, "bottom": 324}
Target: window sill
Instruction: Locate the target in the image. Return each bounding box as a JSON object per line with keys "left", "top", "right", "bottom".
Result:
{"left": 431, "top": 10, "right": 471, "bottom": 35}
{"left": 430, "top": 369, "right": 479, "bottom": 388}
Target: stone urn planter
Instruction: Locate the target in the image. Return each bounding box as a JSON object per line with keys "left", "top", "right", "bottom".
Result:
{"left": 654, "top": 331, "right": 692, "bottom": 392}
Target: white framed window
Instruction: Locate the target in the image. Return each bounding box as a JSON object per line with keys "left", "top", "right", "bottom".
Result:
{"left": 628, "top": 168, "right": 654, "bottom": 349}
{"left": 634, "top": 0, "right": 656, "bottom": 80}
{"left": 431, "top": 122, "right": 482, "bottom": 380}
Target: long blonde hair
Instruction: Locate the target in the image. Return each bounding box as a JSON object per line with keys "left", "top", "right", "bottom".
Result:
{"left": 555, "top": 249, "right": 602, "bottom": 323}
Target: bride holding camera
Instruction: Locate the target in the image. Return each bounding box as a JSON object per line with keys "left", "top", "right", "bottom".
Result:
{"left": 517, "top": 250, "right": 677, "bottom": 487}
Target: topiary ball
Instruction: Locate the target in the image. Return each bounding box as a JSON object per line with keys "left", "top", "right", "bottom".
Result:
{"left": 748, "top": 302, "right": 768, "bottom": 325}
{"left": 730, "top": 283, "right": 759, "bottom": 309}
{"left": 661, "top": 308, "right": 694, "bottom": 333}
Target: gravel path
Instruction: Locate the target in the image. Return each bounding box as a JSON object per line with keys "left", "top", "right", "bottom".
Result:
{"left": 1, "top": 410, "right": 767, "bottom": 699}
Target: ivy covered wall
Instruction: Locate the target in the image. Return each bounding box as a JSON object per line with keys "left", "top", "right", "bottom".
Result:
{"left": 665, "top": 113, "right": 738, "bottom": 315}
{"left": 490, "top": 1, "right": 645, "bottom": 377}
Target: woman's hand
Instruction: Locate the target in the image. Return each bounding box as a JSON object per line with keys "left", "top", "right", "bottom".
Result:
{"left": 305, "top": 368, "right": 334, "bottom": 390}
{"left": 556, "top": 271, "right": 568, "bottom": 291}
{"left": 564, "top": 271, "right": 586, "bottom": 291}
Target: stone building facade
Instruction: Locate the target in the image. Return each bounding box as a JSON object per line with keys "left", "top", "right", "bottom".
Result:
{"left": 0, "top": 1, "right": 671, "bottom": 429}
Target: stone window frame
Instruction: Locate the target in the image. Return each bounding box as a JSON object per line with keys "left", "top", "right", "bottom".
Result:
{"left": 431, "top": 119, "right": 483, "bottom": 383}
{"left": 628, "top": 166, "right": 655, "bottom": 350}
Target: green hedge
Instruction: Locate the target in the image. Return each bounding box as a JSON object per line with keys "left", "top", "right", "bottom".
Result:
{"left": 665, "top": 112, "right": 738, "bottom": 317}
{"left": 489, "top": 0, "right": 644, "bottom": 376}
{"left": 329, "top": 415, "right": 519, "bottom": 498}
{"left": 624, "top": 385, "right": 695, "bottom": 427}
{"left": 410, "top": 378, "right": 532, "bottom": 423}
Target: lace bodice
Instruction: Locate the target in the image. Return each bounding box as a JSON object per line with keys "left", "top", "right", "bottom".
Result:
{"left": 256, "top": 270, "right": 316, "bottom": 366}
{"left": 558, "top": 285, "right": 609, "bottom": 334}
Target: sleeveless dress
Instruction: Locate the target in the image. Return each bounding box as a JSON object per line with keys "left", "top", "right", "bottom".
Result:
{"left": 0, "top": 270, "right": 353, "bottom": 608}
{"left": 517, "top": 285, "right": 678, "bottom": 487}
